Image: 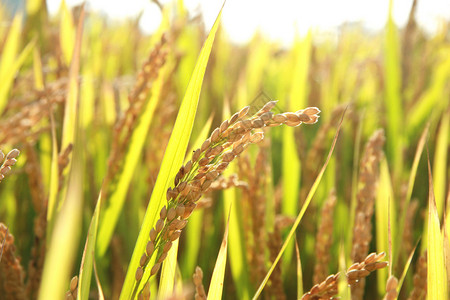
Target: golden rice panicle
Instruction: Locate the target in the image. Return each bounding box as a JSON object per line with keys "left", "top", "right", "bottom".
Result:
{"left": 383, "top": 276, "right": 398, "bottom": 300}
{"left": 350, "top": 129, "right": 385, "bottom": 300}
{"left": 64, "top": 276, "right": 78, "bottom": 300}
{"left": 137, "top": 282, "right": 151, "bottom": 300}
{"left": 0, "top": 149, "right": 20, "bottom": 183}
{"left": 301, "top": 251, "right": 387, "bottom": 300}
{"left": 346, "top": 252, "right": 388, "bottom": 286}
{"left": 407, "top": 250, "right": 427, "bottom": 300}
{"left": 102, "top": 34, "right": 168, "bottom": 198}
{"left": 135, "top": 101, "right": 320, "bottom": 284}
{"left": 0, "top": 95, "right": 56, "bottom": 145}
{"left": 193, "top": 266, "right": 207, "bottom": 300}
{"left": 313, "top": 189, "right": 338, "bottom": 284}
{"left": 0, "top": 223, "right": 27, "bottom": 300}
{"left": 301, "top": 273, "right": 340, "bottom": 300}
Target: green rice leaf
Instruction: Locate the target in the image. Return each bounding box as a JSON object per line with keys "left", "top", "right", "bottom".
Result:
{"left": 433, "top": 110, "right": 449, "bottom": 218}
{"left": 427, "top": 152, "right": 448, "bottom": 300}
{"left": 119, "top": 6, "right": 223, "bottom": 299}
{"left": 383, "top": 0, "right": 404, "bottom": 179}
{"left": 375, "top": 157, "right": 395, "bottom": 293}
{"left": 59, "top": 0, "right": 75, "bottom": 65}
{"left": 77, "top": 193, "right": 101, "bottom": 300}
{"left": 281, "top": 30, "right": 311, "bottom": 274}
{"left": 295, "top": 239, "right": 303, "bottom": 298}
{"left": 39, "top": 8, "right": 86, "bottom": 299}
{"left": 207, "top": 207, "right": 231, "bottom": 300}
{"left": 0, "top": 14, "right": 35, "bottom": 114}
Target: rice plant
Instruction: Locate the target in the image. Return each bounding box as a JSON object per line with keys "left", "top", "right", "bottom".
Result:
{"left": 0, "top": 1, "right": 448, "bottom": 300}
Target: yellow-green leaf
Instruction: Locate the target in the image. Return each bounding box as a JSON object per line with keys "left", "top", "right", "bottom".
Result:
{"left": 119, "top": 5, "right": 223, "bottom": 299}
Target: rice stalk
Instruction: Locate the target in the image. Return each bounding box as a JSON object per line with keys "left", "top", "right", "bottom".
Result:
{"left": 132, "top": 102, "right": 320, "bottom": 297}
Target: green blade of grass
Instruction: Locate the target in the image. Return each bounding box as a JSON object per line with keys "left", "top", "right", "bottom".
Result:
{"left": 93, "top": 262, "right": 105, "bottom": 300}
{"left": 375, "top": 157, "right": 395, "bottom": 294}
{"left": 295, "top": 239, "right": 303, "bottom": 298}
{"left": 0, "top": 13, "right": 22, "bottom": 113}
{"left": 0, "top": 33, "right": 35, "bottom": 115}
{"left": 77, "top": 193, "right": 101, "bottom": 300}
{"left": 281, "top": 30, "right": 311, "bottom": 274}
{"left": 427, "top": 151, "right": 448, "bottom": 300}
{"left": 38, "top": 7, "right": 85, "bottom": 299}
{"left": 407, "top": 56, "right": 450, "bottom": 139}
{"left": 252, "top": 110, "right": 344, "bottom": 299}
{"left": 432, "top": 110, "right": 449, "bottom": 218}
{"left": 396, "top": 240, "right": 419, "bottom": 297}
{"left": 46, "top": 112, "right": 61, "bottom": 244}
{"left": 207, "top": 206, "right": 231, "bottom": 300}
{"left": 59, "top": 0, "right": 75, "bottom": 65}
{"left": 383, "top": 0, "right": 404, "bottom": 181}
{"left": 119, "top": 6, "right": 223, "bottom": 298}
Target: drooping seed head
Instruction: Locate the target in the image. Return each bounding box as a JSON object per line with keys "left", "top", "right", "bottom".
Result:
{"left": 184, "top": 160, "right": 193, "bottom": 174}
{"left": 201, "top": 179, "right": 212, "bottom": 190}
{"left": 140, "top": 254, "right": 148, "bottom": 266}
{"left": 176, "top": 204, "right": 185, "bottom": 217}
{"left": 150, "top": 228, "right": 157, "bottom": 242}
{"left": 232, "top": 144, "right": 245, "bottom": 156}
{"left": 251, "top": 119, "right": 264, "bottom": 128}
{"left": 176, "top": 182, "right": 187, "bottom": 194}
{"left": 163, "top": 241, "right": 172, "bottom": 252}
{"left": 260, "top": 111, "right": 273, "bottom": 122}
{"left": 216, "top": 162, "right": 229, "bottom": 173}
{"left": 169, "top": 230, "right": 182, "bottom": 241}
{"left": 192, "top": 149, "right": 201, "bottom": 162}
{"left": 238, "top": 106, "right": 250, "bottom": 118}
{"left": 167, "top": 208, "right": 176, "bottom": 221}
{"left": 219, "top": 120, "right": 229, "bottom": 133}
{"left": 229, "top": 112, "right": 239, "bottom": 124}
{"left": 146, "top": 241, "right": 154, "bottom": 256}
{"left": 136, "top": 267, "right": 144, "bottom": 281}
{"left": 210, "top": 128, "right": 221, "bottom": 143}
{"left": 159, "top": 205, "right": 167, "bottom": 219}
{"left": 222, "top": 152, "right": 235, "bottom": 163}
{"left": 70, "top": 276, "right": 78, "bottom": 291}
{"left": 151, "top": 263, "right": 161, "bottom": 276}
{"left": 198, "top": 157, "right": 211, "bottom": 166}
{"left": 4, "top": 158, "right": 17, "bottom": 166}
{"left": 155, "top": 219, "right": 164, "bottom": 233}
{"left": 250, "top": 132, "right": 264, "bottom": 144}
{"left": 183, "top": 202, "right": 196, "bottom": 219}
{"left": 258, "top": 101, "right": 277, "bottom": 114}
{"left": 6, "top": 149, "right": 20, "bottom": 159}
{"left": 205, "top": 170, "right": 219, "bottom": 181}
{"left": 1, "top": 166, "right": 11, "bottom": 175}
{"left": 157, "top": 252, "right": 167, "bottom": 263}
{"left": 180, "top": 184, "right": 191, "bottom": 197}
{"left": 272, "top": 114, "right": 287, "bottom": 123}
{"left": 201, "top": 139, "right": 211, "bottom": 152}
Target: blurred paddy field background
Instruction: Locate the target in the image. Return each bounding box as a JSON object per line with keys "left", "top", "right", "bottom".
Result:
{"left": 0, "top": 0, "right": 449, "bottom": 299}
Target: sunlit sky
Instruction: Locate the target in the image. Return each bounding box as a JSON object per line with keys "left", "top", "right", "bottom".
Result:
{"left": 47, "top": 0, "right": 449, "bottom": 44}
